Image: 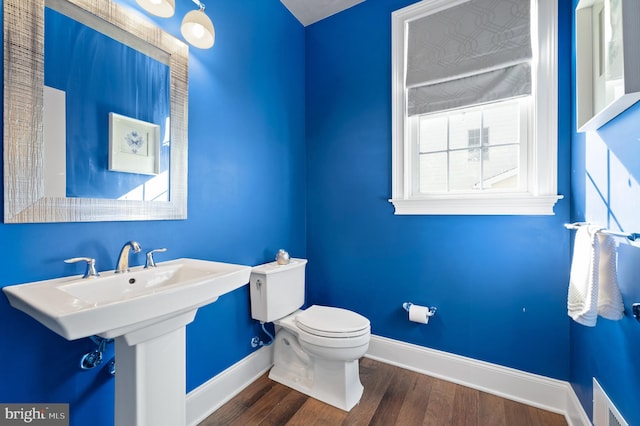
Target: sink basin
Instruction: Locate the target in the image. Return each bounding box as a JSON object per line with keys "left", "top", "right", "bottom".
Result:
{"left": 3, "top": 258, "right": 251, "bottom": 340}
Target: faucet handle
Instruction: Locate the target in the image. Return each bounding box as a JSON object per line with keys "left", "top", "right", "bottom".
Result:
{"left": 64, "top": 257, "right": 100, "bottom": 279}
{"left": 145, "top": 248, "right": 167, "bottom": 268}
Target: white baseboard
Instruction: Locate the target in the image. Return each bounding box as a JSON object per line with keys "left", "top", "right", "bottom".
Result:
{"left": 185, "top": 335, "right": 591, "bottom": 426}
{"left": 366, "top": 335, "right": 591, "bottom": 426}
{"left": 567, "top": 382, "right": 594, "bottom": 426}
{"left": 185, "top": 346, "right": 273, "bottom": 426}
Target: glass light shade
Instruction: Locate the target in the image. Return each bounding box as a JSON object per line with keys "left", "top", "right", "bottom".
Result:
{"left": 136, "top": 0, "right": 175, "bottom": 18}
{"left": 181, "top": 9, "right": 215, "bottom": 49}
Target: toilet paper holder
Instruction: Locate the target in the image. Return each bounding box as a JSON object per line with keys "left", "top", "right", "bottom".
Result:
{"left": 402, "top": 302, "right": 437, "bottom": 317}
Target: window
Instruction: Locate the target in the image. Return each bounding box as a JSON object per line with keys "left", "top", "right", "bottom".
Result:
{"left": 467, "top": 127, "right": 490, "bottom": 163}
{"left": 390, "top": 0, "right": 562, "bottom": 215}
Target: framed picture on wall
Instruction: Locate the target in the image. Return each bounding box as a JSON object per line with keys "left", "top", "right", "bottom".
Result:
{"left": 108, "top": 112, "right": 160, "bottom": 175}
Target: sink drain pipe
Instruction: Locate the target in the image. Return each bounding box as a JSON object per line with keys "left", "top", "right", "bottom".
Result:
{"left": 80, "top": 336, "right": 114, "bottom": 374}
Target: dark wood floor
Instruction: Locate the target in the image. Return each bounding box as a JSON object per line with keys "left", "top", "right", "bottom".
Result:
{"left": 200, "top": 357, "right": 568, "bottom": 426}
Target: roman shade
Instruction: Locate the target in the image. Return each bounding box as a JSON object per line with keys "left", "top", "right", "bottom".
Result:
{"left": 406, "top": 0, "right": 532, "bottom": 116}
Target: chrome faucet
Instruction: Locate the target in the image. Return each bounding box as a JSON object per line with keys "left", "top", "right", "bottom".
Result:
{"left": 64, "top": 257, "right": 100, "bottom": 279}
{"left": 115, "top": 241, "right": 142, "bottom": 273}
{"left": 145, "top": 248, "right": 168, "bottom": 268}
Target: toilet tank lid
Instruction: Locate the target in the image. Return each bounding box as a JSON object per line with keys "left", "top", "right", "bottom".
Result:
{"left": 251, "top": 258, "right": 307, "bottom": 274}
{"left": 296, "top": 305, "right": 370, "bottom": 335}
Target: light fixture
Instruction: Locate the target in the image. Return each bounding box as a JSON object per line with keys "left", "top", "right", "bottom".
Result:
{"left": 136, "top": 0, "right": 176, "bottom": 18}
{"left": 136, "top": 0, "right": 215, "bottom": 49}
{"left": 180, "top": 2, "right": 215, "bottom": 49}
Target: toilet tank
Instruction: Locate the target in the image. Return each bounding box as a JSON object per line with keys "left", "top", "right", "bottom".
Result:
{"left": 250, "top": 258, "right": 307, "bottom": 322}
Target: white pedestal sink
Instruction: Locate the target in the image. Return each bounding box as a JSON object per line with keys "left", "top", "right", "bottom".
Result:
{"left": 3, "top": 258, "right": 251, "bottom": 426}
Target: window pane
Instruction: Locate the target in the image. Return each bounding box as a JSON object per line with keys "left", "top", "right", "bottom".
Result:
{"left": 419, "top": 115, "right": 447, "bottom": 153}
{"left": 467, "top": 127, "right": 489, "bottom": 161}
{"left": 419, "top": 152, "right": 447, "bottom": 192}
{"left": 449, "top": 110, "right": 481, "bottom": 150}
{"left": 481, "top": 145, "right": 519, "bottom": 190}
{"left": 450, "top": 149, "right": 480, "bottom": 191}
{"left": 483, "top": 101, "right": 519, "bottom": 146}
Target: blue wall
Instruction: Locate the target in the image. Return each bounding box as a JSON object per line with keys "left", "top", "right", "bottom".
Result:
{"left": 0, "top": 1, "right": 305, "bottom": 425}
{"left": 4, "top": 0, "right": 638, "bottom": 424}
{"left": 305, "top": 0, "right": 573, "bottom": 380}
{"left": 569, "top": 3, "right": 640, "bottom": 424}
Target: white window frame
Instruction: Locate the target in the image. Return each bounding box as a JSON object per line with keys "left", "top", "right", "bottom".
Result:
{"left": 390, "top": 0, "right": 562, "bottom": 215}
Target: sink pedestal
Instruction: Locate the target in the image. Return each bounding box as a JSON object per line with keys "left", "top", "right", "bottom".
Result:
{"left": 114, "top": 310, "right": 197, "bottom": 426}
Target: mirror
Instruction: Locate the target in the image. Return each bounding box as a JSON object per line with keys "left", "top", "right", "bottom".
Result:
{"left": 575, "top": 0, "right": 640, "bottom": 132}
{"left": 44, "top": 5, "right": 171, "bottom": 201}
{"left": 4, "top": 0, "right": 189, "bottom": 222}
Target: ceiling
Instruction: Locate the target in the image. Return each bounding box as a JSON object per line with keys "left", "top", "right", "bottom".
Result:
{"left": 280, "top": 0, "right": 366, "bottom": 26}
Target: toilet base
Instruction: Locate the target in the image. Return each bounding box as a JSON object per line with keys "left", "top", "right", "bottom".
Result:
{"left": 268, "top": 311, "right": 369, "bottom": 411}
{"left": 269, "top": 356, "right": 363, "bottom": 411}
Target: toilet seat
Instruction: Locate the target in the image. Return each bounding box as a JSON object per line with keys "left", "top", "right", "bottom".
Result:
{"left": 296, "top": 305, "right": 370, "bottom": 338}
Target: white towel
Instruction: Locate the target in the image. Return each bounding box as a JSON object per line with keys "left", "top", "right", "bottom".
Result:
{"left": 567, "top": 225, "right": 601, "bottom": 326}
{"left": 596, "top": 233, "right": 624, "bottom": 320}
{"left": 567, "top": 226, "right": 624, "bottom": 326}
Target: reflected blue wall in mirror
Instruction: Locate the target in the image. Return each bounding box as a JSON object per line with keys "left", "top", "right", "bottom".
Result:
{"left": 44, "top": 7, "right": 171, "bottom": 200}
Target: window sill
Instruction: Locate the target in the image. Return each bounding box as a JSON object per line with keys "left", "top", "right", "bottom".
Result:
{"left": 389, "top": 194, "right": 563, "bottom": 216}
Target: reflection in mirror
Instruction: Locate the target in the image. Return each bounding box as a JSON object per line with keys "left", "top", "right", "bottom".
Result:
{"left": 44, "top": 6, "right": 171, "bottom": 201}
{"left": 4, "top": 0, "right": 188, "bottom": 222}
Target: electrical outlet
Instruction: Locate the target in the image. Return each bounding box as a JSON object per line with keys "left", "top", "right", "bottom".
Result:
{"left": 632, "top": 303, "right": 640, "bottom": 322}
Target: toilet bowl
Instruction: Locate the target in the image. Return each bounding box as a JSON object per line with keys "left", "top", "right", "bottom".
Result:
{"left": 249, "top": 259, "right": 371, "bottom": 411}
{"left": 269, "top": 305, "right": 370, "bottom": 411}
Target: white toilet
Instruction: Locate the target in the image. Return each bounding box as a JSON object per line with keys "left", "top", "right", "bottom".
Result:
{"left": 250, "top": 258, "right": 370, "bottom": 411}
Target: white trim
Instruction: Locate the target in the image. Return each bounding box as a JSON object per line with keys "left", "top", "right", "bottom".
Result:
{"left": 185, "top": 335, "right": 590, "bottom": 425}
{"left": 366, "top": 335, "right": 590, "bottom": 426}
{"left": 390, "top": 194, "right": 563, "bottom": 215}
{"left": 185, "top": 346, "right": 273, "bottom": 426}
{"left": 566, "top": 383, "right": 594, "bottom": 426}
{"left": 533, "top": 0, "right": 559, "bottom": 197}
{"left": 593, "top": 378, "right": 629, "bottom": 426}
{"left": 391, "top": 0, "right": 561, "bottom": 216}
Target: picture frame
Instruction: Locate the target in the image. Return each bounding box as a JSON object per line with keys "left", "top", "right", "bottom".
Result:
{"left": 575, "top": 0, "right": 640, "bottom": 132}
{"left": 108, "top": 112, "right": 160, "bottom": 175}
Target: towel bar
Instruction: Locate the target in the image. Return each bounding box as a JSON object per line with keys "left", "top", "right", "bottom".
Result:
{"left": 564, "top": 222, "right": 640, "bottom": 242}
